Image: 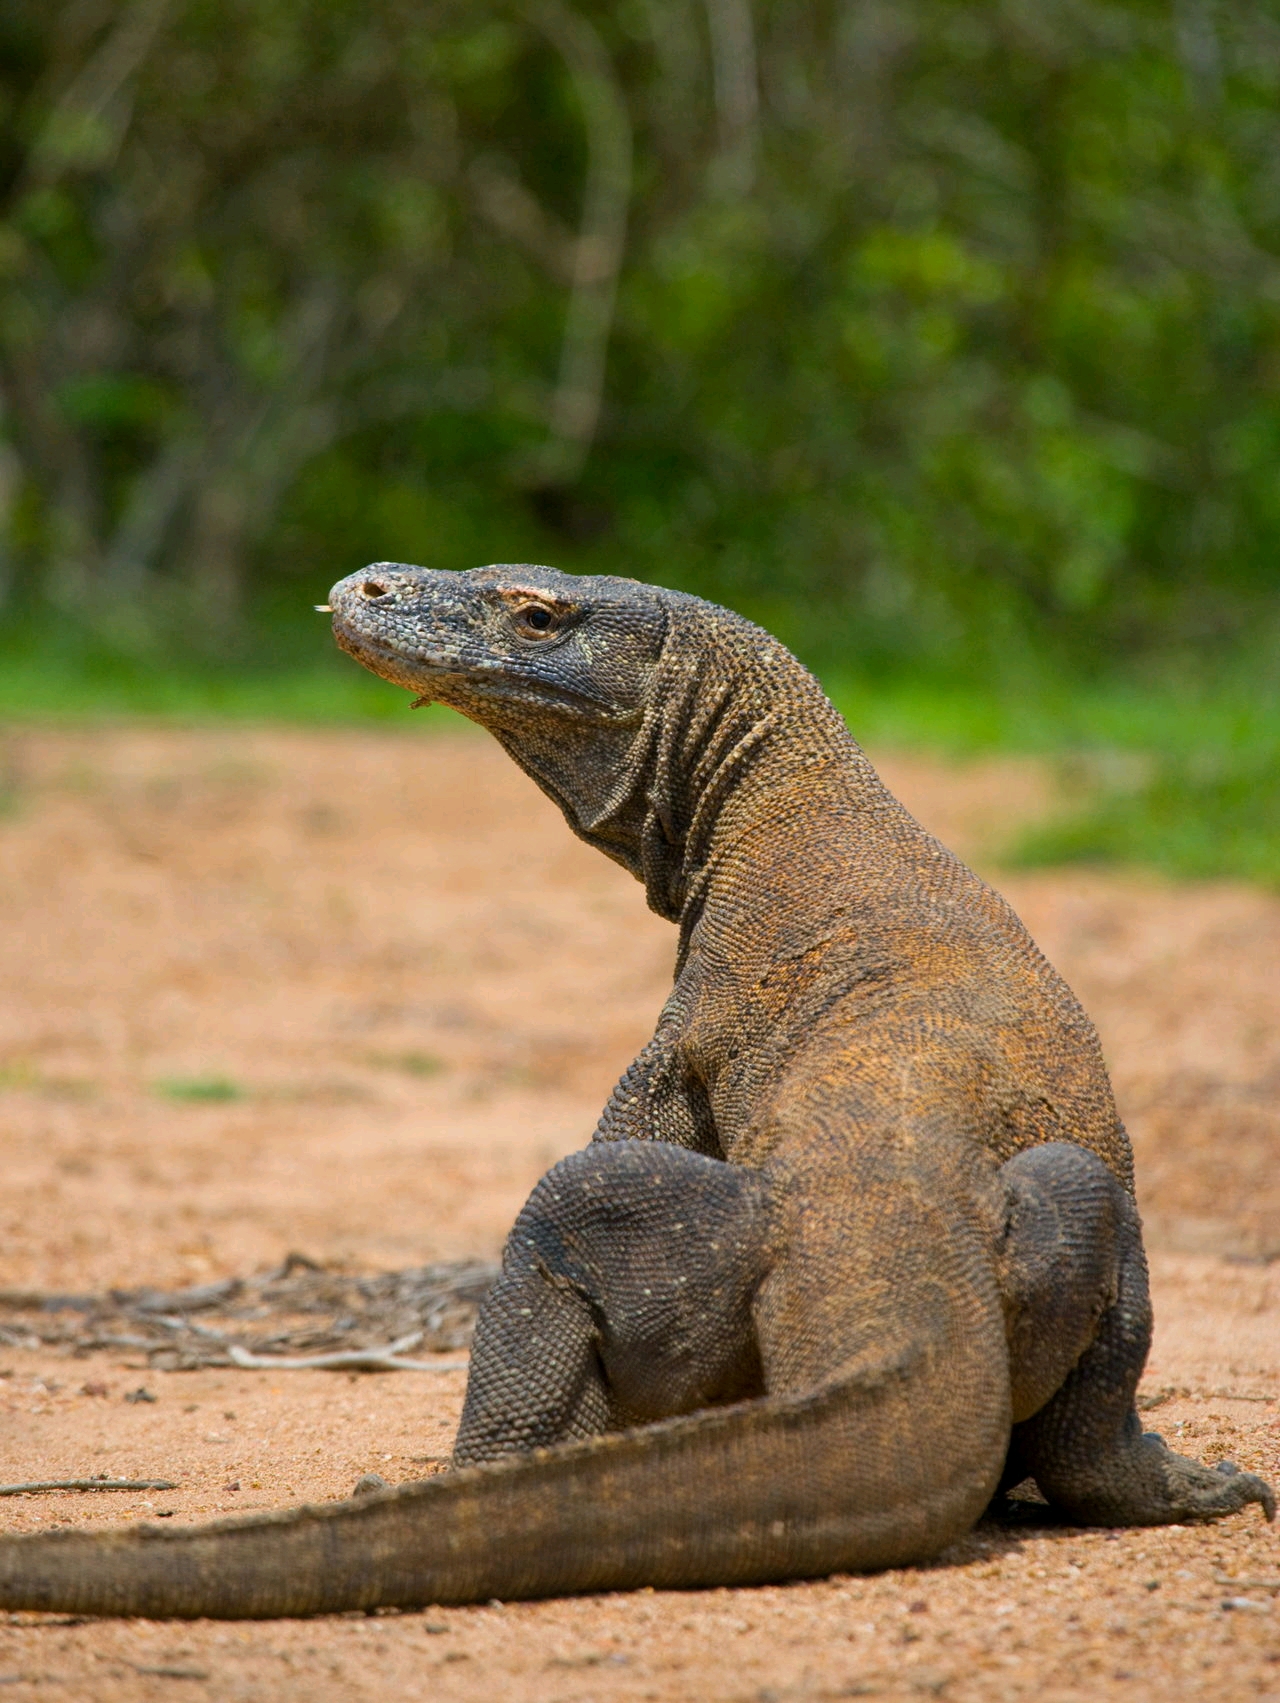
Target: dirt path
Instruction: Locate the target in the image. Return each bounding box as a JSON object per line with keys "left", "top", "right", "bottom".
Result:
{"left": 0, "top": 725, "right": 1275, "bottom": 1702}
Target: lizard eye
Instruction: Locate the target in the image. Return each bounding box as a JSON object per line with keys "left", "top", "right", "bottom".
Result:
{"left": 516, "top": 603, "right": 557, "bottom": 635}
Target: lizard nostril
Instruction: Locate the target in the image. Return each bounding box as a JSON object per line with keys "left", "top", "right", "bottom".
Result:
{"left": 360, "top": 580, "right": 390, "bottom": 599}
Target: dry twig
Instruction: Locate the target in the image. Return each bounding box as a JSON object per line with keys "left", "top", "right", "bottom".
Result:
{"left": 0, "top": 1478, "right": 176, "bottom": 1496}
{"left": 227, "top": 1332, "right": 467, "bottom": 1373}
{"left": 0, "top": 1254, "right": 497, "bottom": 1373}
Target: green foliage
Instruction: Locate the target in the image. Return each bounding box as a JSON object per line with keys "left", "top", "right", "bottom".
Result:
{"left": 0, "top": 1, "right": 1278, "bottom": 885}
{"left": 0, "top": 0, "right": 1276, "bottom": 675}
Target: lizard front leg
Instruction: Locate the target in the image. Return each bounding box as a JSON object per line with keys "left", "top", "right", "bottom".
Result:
{"left": 995, "top": 1143, "right": 1275, "bottom": 1527}
{"left": 593, "top": 994, "right": 721, "bottom": 1155}
{"left": 453, "top": 1142, "right": 772, "bottom": 1465}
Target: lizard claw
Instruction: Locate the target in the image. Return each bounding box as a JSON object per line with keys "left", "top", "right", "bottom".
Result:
{"left": 1153, "top": 1441, "right": 1276, "bottom": 1523}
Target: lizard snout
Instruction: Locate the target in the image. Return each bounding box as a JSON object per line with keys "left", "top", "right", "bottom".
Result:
{"left": 328, "top": 563, "right": 429, "bottom": 610}
{"left": 327, "top": 564, "right": 480, "bottom": 699}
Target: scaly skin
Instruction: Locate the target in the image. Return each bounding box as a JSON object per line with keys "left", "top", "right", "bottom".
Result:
{"left": 0, "top": 564, "right": 1270, "bottom": 1618}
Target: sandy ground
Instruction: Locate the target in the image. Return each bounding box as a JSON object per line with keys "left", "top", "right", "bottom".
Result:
{"left": 0, "top": 722, "right": 1275, "bottom": 1703}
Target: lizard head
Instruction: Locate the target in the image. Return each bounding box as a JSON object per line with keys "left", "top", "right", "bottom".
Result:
{"left": 327, "top": 561, "right": 677, "bottom": 894}
{"left": 327, "top": 562, "right": 667, "bottom": 726}
{"left": 326, "top": 560, "right": 850, "bottom": 920}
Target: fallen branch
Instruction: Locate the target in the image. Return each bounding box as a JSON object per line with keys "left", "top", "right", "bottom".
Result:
{"left": 0, "top": 1478, "right": 177, "bottom": 1496}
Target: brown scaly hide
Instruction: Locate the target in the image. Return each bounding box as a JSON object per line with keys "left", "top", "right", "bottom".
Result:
{"left": 0, "top": 564, "right": 1267, "bottom": 1619}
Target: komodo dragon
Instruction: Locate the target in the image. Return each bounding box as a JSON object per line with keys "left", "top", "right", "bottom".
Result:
{"left": 0, "top": 564, "right": 1271, "bottom": 1618}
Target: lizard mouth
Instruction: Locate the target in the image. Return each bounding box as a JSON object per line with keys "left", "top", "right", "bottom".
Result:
{"left": 330, "top": 614, "right": 464, "bottom": 696}
{"left": 331, "top": 610, "right": 633, "bottom": 723}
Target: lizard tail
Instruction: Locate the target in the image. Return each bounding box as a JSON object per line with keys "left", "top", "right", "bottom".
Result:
{"left": 0, "top": 1348, "right": 1006, "bottom": 1618}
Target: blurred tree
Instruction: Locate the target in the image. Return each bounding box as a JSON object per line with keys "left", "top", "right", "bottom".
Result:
{"left": 0, "top": 0, "right": 1277, "bottom": 666}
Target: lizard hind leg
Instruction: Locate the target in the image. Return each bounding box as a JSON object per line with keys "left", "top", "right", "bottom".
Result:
{"left": 453, "top": 1142, "right": 773, "bottom": 1467}
{"left": 996, "top": 1142, "right": 1275, "bottom": 1528}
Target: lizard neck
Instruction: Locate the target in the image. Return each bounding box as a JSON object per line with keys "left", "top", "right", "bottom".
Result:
{"left": 640, "top": 608, "right": 870, "bottom": 924}
{"left": 480, "top": 593, "right": 880, "bottom": 924}
{"left": 581, "top": 597, "right": 879, "bottom": 923}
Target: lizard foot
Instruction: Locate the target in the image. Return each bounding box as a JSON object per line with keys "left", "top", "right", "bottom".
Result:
{"left": 1135, "top": 1438, "right": 1276, "bottom": 1524}
{"left": 997, "top": 1145, "right": 1276, "bottom": 1530}
{"left": 1036, "top": 1429, "right": 1277, "bottom": 1529}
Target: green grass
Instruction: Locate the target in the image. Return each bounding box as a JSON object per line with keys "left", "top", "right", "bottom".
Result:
{"left": 364, "top": 1050, "right": 445, "bottom": 1077}
{"left": 153, "top": 1076, "right": 245, "bottom": 1103}
{"left": 824, "top": 670, "right": 1276, "bottom": 760}
{"left": 0, "top": 647, "right": 416, "bottom": 723}
{"left": 2, "top": 628, "right": 1277, "bottom": 889}
{"left": 825, "top": 669, "right": 1280, "bottom": 890}
{"left": 1009, "top": 748, "right": 1280, "bottom": 889}
{"left": 0, "top": 636, "right": 470, "bottom": 733}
